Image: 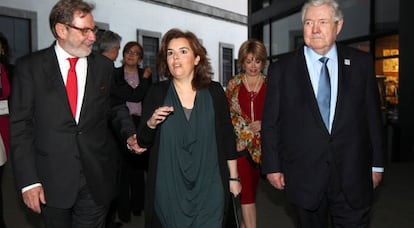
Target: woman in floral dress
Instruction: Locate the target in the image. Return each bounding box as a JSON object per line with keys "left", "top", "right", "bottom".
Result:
{"left": 226, "top": 39, "right": 268, "bottom": 228}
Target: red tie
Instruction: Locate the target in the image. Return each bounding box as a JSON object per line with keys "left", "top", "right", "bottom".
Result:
{"left": 66, "top": 57, "right": 79, "bottom": 118}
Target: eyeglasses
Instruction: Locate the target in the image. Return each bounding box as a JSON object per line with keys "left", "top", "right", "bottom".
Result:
{"left": 125, "top": 50, "right": 142, "bottom": 57}
{"left": 65, "top": 24, "right": 99, "bottom": 36}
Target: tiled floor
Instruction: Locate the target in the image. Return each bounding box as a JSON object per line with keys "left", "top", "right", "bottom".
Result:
{"left": 3, "top": 160, "right": 414, "bottom": 228}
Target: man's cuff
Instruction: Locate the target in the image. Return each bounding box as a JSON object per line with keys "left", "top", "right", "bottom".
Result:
{"left": 372, "top": 167, "right": 384, "bottom": 172}
{"left": 22, "top": 183, "right": 42, "bottom": 193}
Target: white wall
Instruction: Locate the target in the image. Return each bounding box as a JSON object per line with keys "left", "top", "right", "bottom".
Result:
{"left": 0, "top": 0, "right": 247, "bottom": 82}
{"left": 191, "top": 0, "right": 247, "bottom": 16}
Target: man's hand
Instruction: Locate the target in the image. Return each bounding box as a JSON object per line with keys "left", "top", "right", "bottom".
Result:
{"left": 267, "top": 172, "right": 285, "bottom": 190}
{"left": 22, "top": 186, "right": 46, "bottom": 214}
{"left": 127, "top": 134, "right": 147, "bottom": 154}
{"left": 372, "top": 171, "right": 383, "bottom": 189}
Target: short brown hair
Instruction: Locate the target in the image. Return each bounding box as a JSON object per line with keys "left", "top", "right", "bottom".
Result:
{"left": 237, "top": 39, "right": 268, "bottom": 70}
{"left": 157, "top": 28, "right": 212, "bottom": 90}
{"left": 49, "top": 0, "right": 95, "bottom": 38}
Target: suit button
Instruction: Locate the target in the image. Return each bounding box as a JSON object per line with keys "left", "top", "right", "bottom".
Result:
{"left": 77, "top": 131, "right": 82, "bottom": 135}
{"left": 328, "top": 137, "right": 333, "bottom": 142}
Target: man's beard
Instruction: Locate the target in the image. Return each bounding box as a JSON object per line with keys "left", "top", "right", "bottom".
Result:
{"left": 64, "top": 41, "right": 93, "bottom": 58}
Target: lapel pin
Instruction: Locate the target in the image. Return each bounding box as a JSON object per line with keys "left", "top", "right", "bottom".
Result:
{"left": 344, "top": 59, "right": 350, "bottom": 65}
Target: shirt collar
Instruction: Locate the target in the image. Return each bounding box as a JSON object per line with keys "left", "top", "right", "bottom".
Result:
{"left": 304, "top": 44, "right": 338, "bottom": 64}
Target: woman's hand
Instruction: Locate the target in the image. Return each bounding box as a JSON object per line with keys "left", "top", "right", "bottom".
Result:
{"left": 236, "top": 141, "right": 245, "bottom": 152}
{"left": 248, "top": 120, "right": 261, "bottom": 133}
{"left": 229, "top": 180, "right": 242, "bottom": 197}
{"left": 227, "top": 159, "right": 241, "bottom": 197}
{"left": 226, "top": 79, "right": 236, "bottom": 91}
{"left": 143, "top": 66, "right": 152, "bottom": 79}
{"left": 147, "top": 106, "right": 174, "bottom": 129}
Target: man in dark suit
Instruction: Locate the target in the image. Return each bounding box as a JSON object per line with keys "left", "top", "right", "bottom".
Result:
{"left": 95, "top": 30, "right": 122, "bottom": 62}
{"left": 9, "top": 0, "right": 144, "bottom": 227}
{"left": 261, "top": 0, "right": 386, "bottom": 227}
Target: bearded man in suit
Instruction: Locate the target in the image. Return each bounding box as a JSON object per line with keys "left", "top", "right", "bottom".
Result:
{"left": 9, "top": 0, "right": 144, "bottom": 227}
{"left": 261, "top": 0, "right": 386, "bottom": 227}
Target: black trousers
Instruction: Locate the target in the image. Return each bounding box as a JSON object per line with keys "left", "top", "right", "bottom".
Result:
{"left": 41, "top": 174, "right": 108, "bottom": 228}
{"left": 116, "top": 115, "right": 148, "bottom": 222}
{"left": 293, "top": 165, "right": 371, "bottom": 228}
{"left": 116, "top": 151, "right": 147, "bottom": 222}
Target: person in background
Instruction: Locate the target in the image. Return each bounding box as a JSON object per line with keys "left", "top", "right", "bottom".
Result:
{"left": 225, "top": 39, "right": 267, "bottom": 228}
{"left": 261, "top": 0, "right": 386, "bottom": 227}
{"left": 0, "top": 32, "right": 12, "bottom": 160}
{"left": 9, "top": 0, "right": 143, "bottom": 227}
{"left": 95, "top": 30, "right": 122, "bottom": 62}
{"left": 136, "top": 28, "right": 241, "bottom": 228}
{"left": 95, "top": 30, "right": 123, "bottom": 228}
{"left": 111, "top": 41, "right": 152, "bottom": 225}
{"left": 0, "top": 31, "right": 13, "bottom": 228}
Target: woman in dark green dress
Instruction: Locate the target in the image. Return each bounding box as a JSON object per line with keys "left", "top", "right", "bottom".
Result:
{"left": 136, "top": 28, "right": 242, "bottom": 228}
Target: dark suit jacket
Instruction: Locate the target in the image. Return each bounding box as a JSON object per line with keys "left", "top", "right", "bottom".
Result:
{"left": 137, "top": 80, "right": 238, "bottom": 228}
{"left": 111, "top": 66, "right": 152, "bottom": 104}
{"left": 261, "top": 44, "right": 386, "bottom": 210}
{"left": 9, "top": 45, "right": 136, "bottom": 209}
{"left": 110, "top": 65, "right": 152, "bottom": 169}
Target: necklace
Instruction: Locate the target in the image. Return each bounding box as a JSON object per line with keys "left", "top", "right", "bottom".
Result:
{"left": 244, "top": 74, "right": 261, "bottom": 93}
{"left": 243, "top": 74, "right": 262, "bottom": 121}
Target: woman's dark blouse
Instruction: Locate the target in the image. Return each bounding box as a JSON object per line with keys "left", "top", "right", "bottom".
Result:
{"left": 138, "top": 80, "right": 238, "bottom": 228}
{"left": 111, "top": 66, "right": 152, "bottom": 103}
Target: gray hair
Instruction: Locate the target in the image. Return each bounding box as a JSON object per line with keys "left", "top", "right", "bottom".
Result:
{"left": 96, "top": 30, "right": 122, "bottom": 54}
{"left": 301, "top": 0, "right": 343, "bottom": 23}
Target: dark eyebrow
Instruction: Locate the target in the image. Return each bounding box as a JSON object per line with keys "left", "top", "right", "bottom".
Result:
{"left": 167, "top": 47, "right": 190, "bottom": 51}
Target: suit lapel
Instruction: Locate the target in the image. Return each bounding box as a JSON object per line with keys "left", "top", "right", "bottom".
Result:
{"left": 42, "top": 46, "right": 75, "bottom": 119}
{"left": 43, "top": 46, "right": 65, "bottom": 93}
{"left": 78, "top": 53, "right": 95, "bottom": 125}
{"left": 331, "top": 45, "right": 350, "bottom": 134}
{"left": 78, "top": 53, "right": 109, "bottom": 126}
{"left": 296, "top": 49, "right": 330, "bottom": 133}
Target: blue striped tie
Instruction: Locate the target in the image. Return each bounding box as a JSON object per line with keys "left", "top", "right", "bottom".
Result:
{"left": 317, "top": 57, "right": 330, "bottom": 129}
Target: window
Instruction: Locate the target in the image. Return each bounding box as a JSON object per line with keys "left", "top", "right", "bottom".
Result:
{"left": 0, "top": 7, "right": 37, "bottom": 63}
{"left": 137, "top": 29, "right": 161, "bottom": 82}
{"left": 219, "top": 43, "right": 234, "bottom": 87}
{"left": 374, "top": 34, "right": 399, "bottom": 107}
